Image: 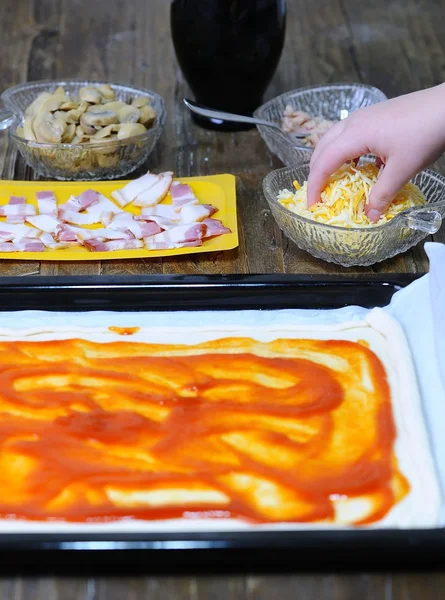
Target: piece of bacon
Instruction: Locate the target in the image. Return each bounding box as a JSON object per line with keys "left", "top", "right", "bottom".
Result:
{"left": 36, "top": 191, "right": 58, "bottom": 216}
{"left": 8, "top": 196, "right": 26, "bottom": 205}
{"left": 0, "top": 230, "right": 15, "bottom": 242}
{"left": 58, "top": 190, "right": 99, "bottom": 214}
{"left": 59, "top": 194, "right": 121, "bottom": 226}
{"left": 140, "top": 204, "right": 179, "bottom": 221}
{"left": 7, "top": 196, "right": 27, "bottom": 222}
{"left": 150, "top": 223, "right": 207, "bottom": 244}
{"left": 82, "top": 239, "right": 144, "bottom": 252}
{"left": 170, "top": 182, "right": 199, "bottom": 211}
{"left": 202, "top": 218, "right": 232, "bottom": 238}
{"left": 0, "top": 201, "right": 36, "bottom": 224}
{"left": 0, "top": 238, "right": 46, "bottom": 253}
{"left": 136, "top": 215, "right": 177, "bottom": 230}
{"left": 26, "top": 215, "right": 60, "bottom": 234}
{"left": 0, "top": 223, "right": 37, "bottom": 241}
{"left": 132, "top": 172, "right": 174, "bottom": 208}
{"left": 54, "top": 224, "right": 79, "bottom": 243}
{"left": 38, "top": 232, "right": 73, "bottom": 250}
{"left": 108, "top": 212, "right": 162, "bottom": 239}
{"left": 144, "top": 239, "right": 203, "bottom": 250}
{"left": 180, "top": 203, "right": 218, "bottom": 224}
{"left": 75, "top": 228, "right": 134, "bottom": 243}
{"left": 111, "top": 172, "right": 161, "bottom": 207}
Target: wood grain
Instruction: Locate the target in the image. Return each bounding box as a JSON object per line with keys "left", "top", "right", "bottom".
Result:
{"left": 0, "top": 0, "right": 444, "bottom": 595}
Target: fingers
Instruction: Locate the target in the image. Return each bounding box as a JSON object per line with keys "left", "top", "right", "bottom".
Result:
{"left": 309, "top": 121, "right": 344, "bottom": 169}
{"left": 307, "top": 134, "right": 368, "bottom": 207}
{"left": 365, "top": 158, "right": 415, "bottom": 221}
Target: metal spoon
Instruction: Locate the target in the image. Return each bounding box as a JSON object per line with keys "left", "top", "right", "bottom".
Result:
{"left": 183, "top": 98, "right": 308, "bottom": 143}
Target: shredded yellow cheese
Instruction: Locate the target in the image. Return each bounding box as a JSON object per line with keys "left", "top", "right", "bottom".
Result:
{"left": 278, "top": 163, "right": 425, "bottom": 228}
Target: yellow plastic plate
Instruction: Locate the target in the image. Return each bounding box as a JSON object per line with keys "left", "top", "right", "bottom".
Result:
{"left": 0, "top": 174, "right": 238, "bottom": 260}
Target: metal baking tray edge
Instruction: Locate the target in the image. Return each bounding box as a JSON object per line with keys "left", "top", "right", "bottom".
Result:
{"left": 0, "top": 272, "right": 443, "bottom": 573}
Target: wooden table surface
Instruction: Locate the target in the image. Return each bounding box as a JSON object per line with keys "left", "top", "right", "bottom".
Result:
{"left": 0, "top": 0, "right": 444, "bottom": 596}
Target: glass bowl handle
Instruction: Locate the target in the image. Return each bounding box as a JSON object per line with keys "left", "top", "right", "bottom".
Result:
{"left": 404, "top": 208, "right": 442, "bottom": 234}
{"left": 0, "top": 109, "right": 16, "bottom": 131}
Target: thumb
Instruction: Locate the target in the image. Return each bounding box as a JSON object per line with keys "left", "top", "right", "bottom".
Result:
{"left": 366, "top": 159, "right": 414, "bottom": 222}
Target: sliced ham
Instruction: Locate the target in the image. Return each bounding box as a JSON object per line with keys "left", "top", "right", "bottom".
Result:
{"left": 111, "top": 172, "right": 161, "bottom": 207}
{"left": 36, "top": 191, "right": 58, "bottom": 216}
{"left": 83, "top": 239, "right": 144, "bottom": 252}
{"left": 170, "top": 182, "right": 199, "bottom": 211}
{"left": 144, "top": 240, "right": 203, "bottom": 250}
{"left": 26, "top": 215, "right": 60, "bottom": 234}
{"left": 150, "top": 223, "right": 207, "bottom": 244}
{"left": 202, "top": 218, "right": 232, "bottom": 238}
{"left": 132, "top": 172, "right": 173, "bottom": 208}
{"left": 179, "top": 203, "right": 218, "bottom": 224}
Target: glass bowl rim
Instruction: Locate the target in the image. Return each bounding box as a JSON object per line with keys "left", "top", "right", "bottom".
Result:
{"left": 254, "top": 82, "right": 388, "bottom": 152}
{"left": 1, "top": 78, "right": 166, "bottom": 151}
{"left": 263, "top": 161, "right": 445, "bottom": 234}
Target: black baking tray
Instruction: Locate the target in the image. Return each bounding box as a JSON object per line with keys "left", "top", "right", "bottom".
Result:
{"left": 0, "top": 272, "right": 443, "bottom": 573}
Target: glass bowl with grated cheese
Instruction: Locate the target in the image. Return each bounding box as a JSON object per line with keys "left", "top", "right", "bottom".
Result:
{"left": 263, "top": 160, "right": 445, "bottom": 267}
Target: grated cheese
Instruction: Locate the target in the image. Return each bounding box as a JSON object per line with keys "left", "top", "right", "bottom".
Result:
{"left": 277, "top": 163, "right": 425, "bottom": 228}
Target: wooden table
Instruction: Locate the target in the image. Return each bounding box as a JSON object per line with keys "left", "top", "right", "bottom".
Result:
{"left": 0, "top": 0, "right": 444, "bottom": 596}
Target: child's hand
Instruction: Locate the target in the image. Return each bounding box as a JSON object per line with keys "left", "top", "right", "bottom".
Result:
{"left": 307, "top": 84, "right": 445, "bottom": 221}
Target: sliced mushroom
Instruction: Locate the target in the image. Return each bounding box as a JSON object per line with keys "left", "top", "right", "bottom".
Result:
{"left": 53, "top": 86, "right": 69, "bottom": 100}
{"left": 101, "top": 101, "right": 127, "bottom": 112}
{"left": 75, "top": 124, "right": 91, "bottom": 143}
{"left": 40, "top": 96, "right": 65, "bottom": 113}
{"left": 23, "top": 117, "right": 37, "bottom": 141}
{"left": 88, "top": 133, "right": 119, "bottom": 145}
{"left": 33, "top": 111, "right": 66, "bottom": 143}
{"left": 62, "top": 122, "right": 76, "bottom": 143}
{"left": 79, "top": 86, "right": 103, "bottom": 104}
{"left": 138, "top": 105, "right": 156, "bottom": 127}
{"left": 117, "top": 104, "right": 141, "bottom": 124}
{"left": 25, "top": 92, "right": 53, "bottom": 118}
{"left": 65, "top": 101, "right": 89, "bottom": 124}
{"left": 81, "top": 109, "right": 119, "bottom": 128}
{"left": 89, "top": 124, "right": 120, "bottom": 140}
{"left": 131, "top": 96, "right": 150, "bottom": 108}
{"left": 97, "top": 84, "right": 115, "bottom": 100}
{"left": 117, "top": 122, "right": 147, "bottom": 140}
{"left": 59, "top": 101, "right": 78, "bottom": 111}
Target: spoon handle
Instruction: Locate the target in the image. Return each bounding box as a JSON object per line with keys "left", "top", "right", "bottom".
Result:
{"left": 183, "top": 98, "right": 280, "bottom": 130}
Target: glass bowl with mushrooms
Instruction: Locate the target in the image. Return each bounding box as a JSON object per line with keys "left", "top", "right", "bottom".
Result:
{"left": 0, "top": 79, "right": 166, "bottom": 180}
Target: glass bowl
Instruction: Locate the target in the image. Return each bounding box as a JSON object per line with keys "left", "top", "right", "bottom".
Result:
{"left": 1, "top": 79, "right": 166, "bottom": 181}
{"left": 254, "top": 83, "right": 387, "bottom": 166}
{"left": 263, "top": 162, "right": 445, "bottom": 267}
